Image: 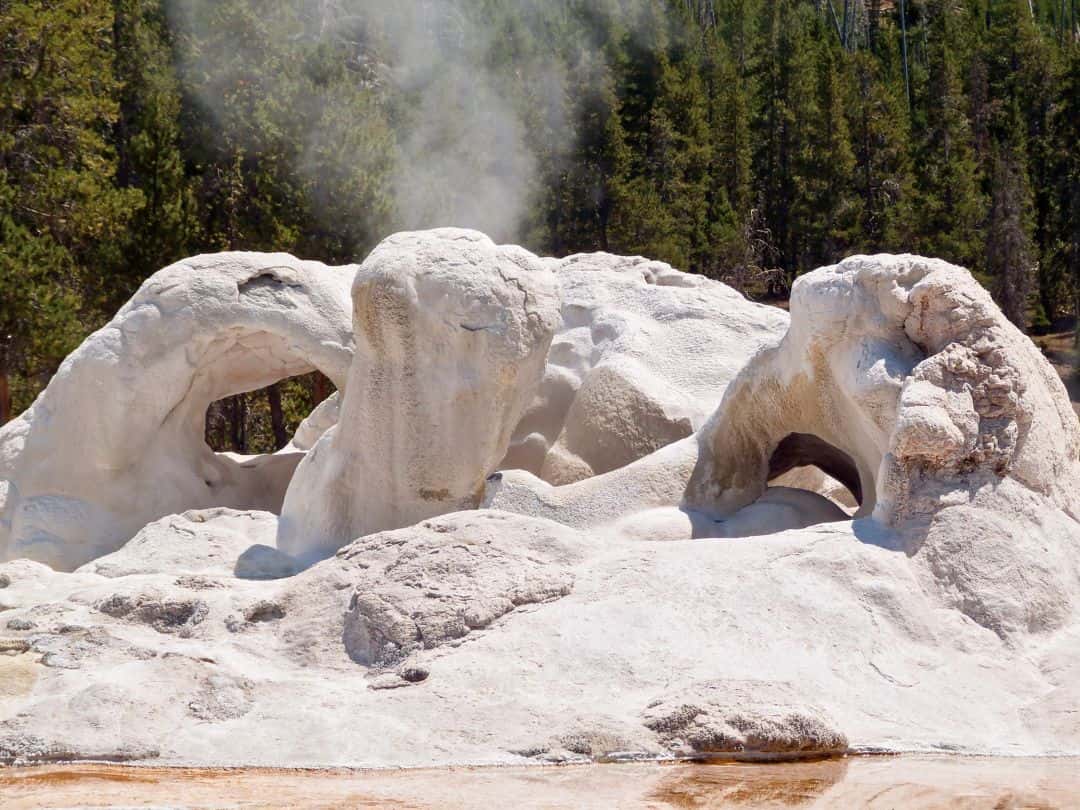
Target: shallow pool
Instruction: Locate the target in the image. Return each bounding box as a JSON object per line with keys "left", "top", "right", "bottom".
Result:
{"left": 2, "top": 755, "right": 1078, "bottom": 809}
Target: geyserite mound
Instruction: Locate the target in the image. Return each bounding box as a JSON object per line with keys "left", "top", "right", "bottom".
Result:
{"left": 0, "top": 236, "right": 1078, "bottom": 768}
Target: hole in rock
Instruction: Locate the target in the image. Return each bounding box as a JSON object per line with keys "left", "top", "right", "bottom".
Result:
{"left": 767, "top": 433, "right": 863, "bottom": 513}
{"left": 192, "top": 354, "right": 337, "bottom": 516}
{"left": 205, "top": 371, "right": 335, "bottom": 455}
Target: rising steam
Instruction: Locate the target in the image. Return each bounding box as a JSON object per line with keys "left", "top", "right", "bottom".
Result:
{"left": 165, "top": 0, "right": 590, "bottom": 246}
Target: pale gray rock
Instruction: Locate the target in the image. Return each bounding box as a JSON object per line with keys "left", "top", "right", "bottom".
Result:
{"left": 78, "top": 509, "right": 278, "bottom": 579}
{"left": 234, "top": 544, "right": 301, "bottom": 580}
{"left": 684, "top": 255, "right": 1080, "bottom": 638}
{"left": 278, "top": 230, "right": 562, "bottom": 561}
{"left": 0, "top": 733, "right": 159, "bottom": 766}
{"left": 491, "top": 256, "right": 1080, "bottom": 640}
{"left": 0, "top": 516, "right": 1078, "bottom": 767}
{"left": 0, "top": 242, "right": 1077, "bottom": 772}
{"left": 642, "top": 680, "right": 849, "bottom": 761}
{"left": 96, "top": 590, "right": 209, "bottom": 635}
{"left": 324, "top": 510, "right": 586, "bottom": 666}
{"left": 502, "top": 252, "right": 788, "bottom": 484}
{"left": 0, "top": 253, "right": 355, "bottom": 571}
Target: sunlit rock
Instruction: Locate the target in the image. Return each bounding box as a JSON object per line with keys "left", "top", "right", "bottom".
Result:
{"left": 0, "top": 253, "right": 354, "bottom": 570}
{"left": 277, "top": 229, "right": 561, "bottom": 561}
{"left": 1, "top": 238, "right": 1079, "bottom": 769}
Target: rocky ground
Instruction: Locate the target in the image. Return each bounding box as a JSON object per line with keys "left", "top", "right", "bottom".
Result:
{"left": 0, "top": 508, "right": 1078, "bottom": 769}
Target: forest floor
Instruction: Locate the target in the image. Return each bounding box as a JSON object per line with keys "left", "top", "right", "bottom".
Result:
{"left": 1031, "top": 328, "right": 1080, "bottom": 417}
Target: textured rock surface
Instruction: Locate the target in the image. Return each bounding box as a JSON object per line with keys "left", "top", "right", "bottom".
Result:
{"left": 278, "top": 230, "right": 561, "bottom": 561}
{"left": 490, "top": 257, "right": 1080, "bottom": 644}
{"left": 685, "top": 255, "right": 1080, "bottom": 520}
{"left": 0, "top": 253, "right": 355, "bottom": 570}
{"left": 642, "top": 680, "right": 848, "bottom": 760}
{"left": 683, "top": 255, "right": 1080, "bottom": 638}
{"left": 1, "top": 517, "right": 1079, "bottom": 767}
{"left": 332, "top": 511, "right": 586, "bottom": 666}
{"left": 78, "top": 509, "right": 277, "bottom": 579}
{"left": 502, "top": 253, "right": 788, "bottom": 484}
{"left": 0, "top": 241, "right": 1078, "bottom": 771}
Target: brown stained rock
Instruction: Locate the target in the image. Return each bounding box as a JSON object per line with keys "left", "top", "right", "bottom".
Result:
{"left": 643, "top": 681, "right": 848, "bottom": 761}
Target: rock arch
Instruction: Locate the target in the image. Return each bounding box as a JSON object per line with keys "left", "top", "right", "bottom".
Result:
{"left": 0, "top": 252, "right": 355, "bottom": 569}
{"left": 489, "top": 253, "right": 1080, "bottom": 636}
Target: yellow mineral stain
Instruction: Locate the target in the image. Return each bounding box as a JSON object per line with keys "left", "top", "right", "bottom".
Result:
{"left": 0, "top": 653, "right": 38, "bottom": 700}
{"left": 1, "top": 757, "right": 1078, "bottom": 809}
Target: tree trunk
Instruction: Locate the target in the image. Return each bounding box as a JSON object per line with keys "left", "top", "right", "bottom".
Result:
{"left": 899, "top": 0, "right": 912, "bottom": 112}
{"left": 311, "top": 371, "right": 332, "bottom": 406}
{"left": 825, "top": 0, "right": 845, "bottom": 42}
{"left": 868, "top": 0, "right": 881, "bottom": 50}
{"left": 267, "top": 383, "right": 288, "bottom": 450}
{"left": 230, "top": 394, "right": 247, "bottom": 454}
{"left": 0, "top": 368, "right": 11, "bottom": 426}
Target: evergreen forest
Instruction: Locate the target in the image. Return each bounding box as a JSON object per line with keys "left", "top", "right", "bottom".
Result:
{"left": 2, "top": 0, "right": 1078, "bottom": 451}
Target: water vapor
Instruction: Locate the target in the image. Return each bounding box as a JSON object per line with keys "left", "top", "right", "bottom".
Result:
{"left": 166, "top": 0, "right": 592, "bottom": 246}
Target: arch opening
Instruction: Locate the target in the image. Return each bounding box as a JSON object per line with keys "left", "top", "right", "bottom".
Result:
{"left": 205, "top": 371, "right": 336, "bottom": 456}
{"left": 767, "top": 433, "right": 863, "bottom": 512}
{"left": 159, "top": 325, "right": 344, "bottom": 517}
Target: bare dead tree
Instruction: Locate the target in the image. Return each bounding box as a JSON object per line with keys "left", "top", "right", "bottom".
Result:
{"left": 899, "top": 0, "right": 912, "bottom": 111}
{"left": 988, "top": 149, "right": 1035, "bottom": 333}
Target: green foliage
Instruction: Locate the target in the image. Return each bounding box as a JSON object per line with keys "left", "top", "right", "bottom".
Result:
{"left": 0, "top": 0, "right": 141, "bottom": 418}
{"left": 906, "top": 0, "right": 986, "bottom": 269}
{"left": 2, "top": 0, "right": 1080, "bottom": 424}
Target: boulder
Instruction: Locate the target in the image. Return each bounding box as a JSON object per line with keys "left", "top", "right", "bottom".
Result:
{"left": 331, "top": 510, "right": 586, "bottom": 666}
{"left": 502, "top": 253, "right": 788, "bottom": 484}
{"left": 642, "top": 680, "right": 848, "bottom": 761}
{"left": 277, "top": 230, "right": 561, "bottom": 561}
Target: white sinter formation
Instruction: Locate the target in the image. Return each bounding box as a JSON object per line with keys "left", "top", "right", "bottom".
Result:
{"left": 276, "top": 229, "right": 561, "bottom": 561}
{"left": 0, "top": 253, "right": 354, "bottom": 570}
{"left": 0, "top": 236, "right": 1078, "bottom": 768}
{"left": 501, "top": 252, "right": 789, "bottom": 484}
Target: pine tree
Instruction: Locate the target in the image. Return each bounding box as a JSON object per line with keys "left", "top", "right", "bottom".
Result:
{"left": 702, "top": 32, "right": 753, "bottom": 282}
{"left": 1048, "top": 43, "right": 1080, "bottom": 328}
{"left": 107, "top": 0, "right": 197, "bottom": 313}
{"left": 547, "top": 41, "right": 632, "bottom": 255}
{"left": 974, "top": 0, "right": 1045, "bottom": 328}
{"left": 0, "top": 0, "right": 140, "bottom": 420}
{"left": 987, "top": 135, "right": 1037, "bottom": 331}
{"left": 751, "top": 0, "right": 818, "bottom": 279}
{"left": 848, "top": 50, "right": 913, "bottom": 253}
{"left": 796, "top": 38, "right": 860, "bottom": 270}
{"left": 646, "top": 41, "right": 713, "bottom": 270}
{"left": 908, "top": 0, "right": 986, "bottom": 270}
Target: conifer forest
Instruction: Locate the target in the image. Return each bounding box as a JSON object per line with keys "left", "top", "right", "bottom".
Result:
{"left": 2, "top": 0, "right": 1078, "bottom": 450}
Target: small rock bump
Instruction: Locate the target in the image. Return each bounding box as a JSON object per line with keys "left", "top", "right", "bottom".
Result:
{"left": 243, "top": 601, "right": 285, "bottom": 623}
